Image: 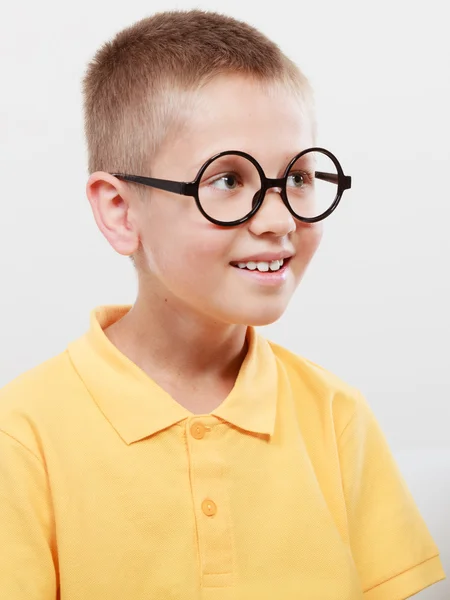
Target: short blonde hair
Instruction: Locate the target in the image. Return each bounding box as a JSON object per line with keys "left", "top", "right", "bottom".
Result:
{"left": 82, "top": 10, "right": 314, "bottom": 176}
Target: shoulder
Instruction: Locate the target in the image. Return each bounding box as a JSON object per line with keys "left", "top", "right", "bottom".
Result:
{"left": 266, "top": 337, "right": 364, "bottom": 435}
{"left": 267, "top": 338, "right": 355, "bottom": 393}
{"left": 0, "top": 350, "right": 81, "bottom": 453}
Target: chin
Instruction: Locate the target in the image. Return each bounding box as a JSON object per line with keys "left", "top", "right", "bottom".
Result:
{"left": 245, "top": 313, "right": 284, "bottom": 327}
{"left": 227, "top": 305, "right": 287, "bottom": 327}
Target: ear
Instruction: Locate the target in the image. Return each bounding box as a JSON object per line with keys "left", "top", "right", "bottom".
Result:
{"left": 86, "top": 172, "right": 140, "bottom": 256}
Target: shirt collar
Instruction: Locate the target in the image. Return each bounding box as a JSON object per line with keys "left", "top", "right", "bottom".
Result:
{"left": 67, "top": 306, "right": 279, "bottom": 444}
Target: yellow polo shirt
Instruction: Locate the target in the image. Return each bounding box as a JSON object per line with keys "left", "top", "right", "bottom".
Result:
{"left": 0, "top": 305, "right": 445, "bottom": 600}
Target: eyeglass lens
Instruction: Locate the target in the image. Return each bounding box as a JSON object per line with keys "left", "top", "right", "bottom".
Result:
{"left": 197, "top": 150, "right": 339, "bottom": 223}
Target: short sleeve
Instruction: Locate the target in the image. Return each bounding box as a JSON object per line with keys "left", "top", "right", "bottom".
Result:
{"left": 0, "top": 431, "right": 57, "bottom": 599}
{"left": 338, "top": 392, "right": 446, "bottom": 599}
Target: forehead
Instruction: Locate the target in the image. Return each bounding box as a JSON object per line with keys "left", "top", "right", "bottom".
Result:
{"left": 157, "top": 74, "right": 313, "bottom": 177}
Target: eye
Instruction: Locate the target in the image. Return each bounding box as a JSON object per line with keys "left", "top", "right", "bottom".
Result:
{"left": 287, "top": 172, "right": 305, "bottom": 188}
{"left": 210, "top": 173, "right": 240, "bottom": 191}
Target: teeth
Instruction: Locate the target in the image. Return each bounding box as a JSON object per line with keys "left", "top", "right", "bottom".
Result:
{"left": 236, "top": 258, "right": 286, "bottom": 272}
{"left": 270, "top": 259, "right": 282, "bottom": 271}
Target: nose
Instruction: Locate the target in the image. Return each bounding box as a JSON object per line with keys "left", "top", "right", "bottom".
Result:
{"left": 248, "top": 187, "right": 296, "bottom": 237}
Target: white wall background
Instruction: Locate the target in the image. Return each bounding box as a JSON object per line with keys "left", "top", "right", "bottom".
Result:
{"left": 1, "top": 0, "right": 449, "bottom": 597}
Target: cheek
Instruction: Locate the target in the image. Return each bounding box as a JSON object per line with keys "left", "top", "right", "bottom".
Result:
{"left": 142, "top": 218, "right": 237, "bottom": 284}
{"left": 293, "top": 222, "right": 324, "bottom": 268}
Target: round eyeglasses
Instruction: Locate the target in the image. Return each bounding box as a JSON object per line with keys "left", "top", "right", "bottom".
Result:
{"left": 111, "top": 147, "right": 352, "bottom": 227}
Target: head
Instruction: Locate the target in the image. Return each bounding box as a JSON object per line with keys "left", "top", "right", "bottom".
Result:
{"left": 84, "top": 10, "right": 325, "bottom": 327}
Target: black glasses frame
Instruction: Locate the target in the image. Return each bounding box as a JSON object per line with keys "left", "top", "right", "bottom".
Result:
{"left": 111, "top": 147, "right": 352, "bottom": 227}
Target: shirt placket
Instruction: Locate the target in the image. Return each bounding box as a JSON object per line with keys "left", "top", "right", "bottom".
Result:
{"left": 186, "top": 417, "right": 235, "bottom": 590}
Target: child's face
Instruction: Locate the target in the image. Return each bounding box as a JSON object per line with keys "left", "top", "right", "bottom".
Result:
{"left": 133, "top": 74, "right": 323, "bottom": 326}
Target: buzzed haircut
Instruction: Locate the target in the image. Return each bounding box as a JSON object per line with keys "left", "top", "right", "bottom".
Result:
{"left": 82, "top": 10, "right": 314, "bottom": 177}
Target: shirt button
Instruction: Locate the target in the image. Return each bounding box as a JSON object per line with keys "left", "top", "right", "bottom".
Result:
{"left": 202, "top": 499, "right": 217, "bottom": 516}
{"left": 190, "top": 422, "right": 207, "bottom": 439}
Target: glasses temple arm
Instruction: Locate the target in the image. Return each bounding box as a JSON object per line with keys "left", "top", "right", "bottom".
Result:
{"left": 112, "top": 174, "right": 186, "bottom": 195}
{"left": 315, "top": 171, "right": 352, "bottom": 190}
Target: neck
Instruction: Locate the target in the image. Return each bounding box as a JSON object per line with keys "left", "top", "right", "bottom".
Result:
{"left": 104, "top": 284, "right": 248, "bottom": 388}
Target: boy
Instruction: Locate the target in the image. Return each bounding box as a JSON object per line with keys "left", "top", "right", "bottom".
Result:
{"left": 0, "top": 9, "right": 445, "bottom": 600}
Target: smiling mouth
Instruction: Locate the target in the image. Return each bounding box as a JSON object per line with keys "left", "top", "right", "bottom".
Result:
{"left": 230, "top": 257, "right": 291, "bottom": 273}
